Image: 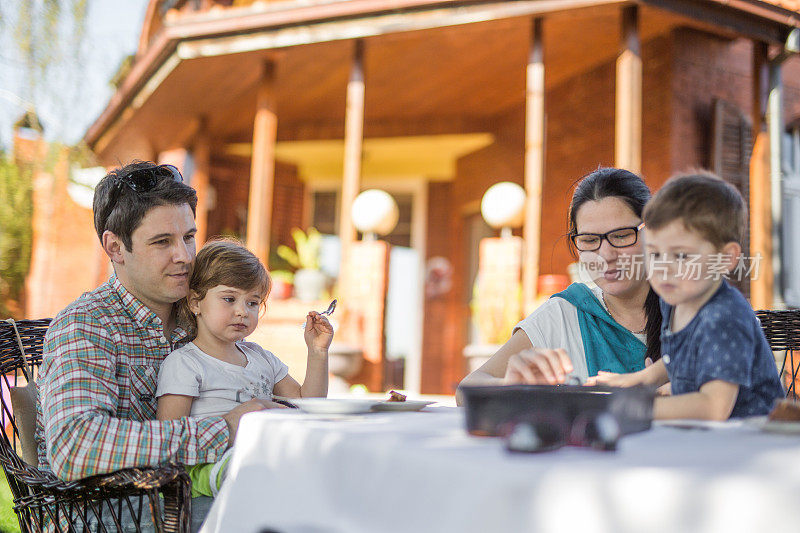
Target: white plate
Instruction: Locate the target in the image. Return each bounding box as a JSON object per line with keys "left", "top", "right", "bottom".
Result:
{"left": 289, "top": 398, "right": 380, "bottom": 415}
{"left": 371, "top": 400, "right": 435, "bottom": 412}
{"left": 763, "top": 420, "right": 800, "bottom": 434}
{"left": 746, "top": 416, "right": 800, "bottom": 435}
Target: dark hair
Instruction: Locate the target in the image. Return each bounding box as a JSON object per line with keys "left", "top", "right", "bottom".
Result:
{"left": 643, "top": 171, "right": 746, "bottom": 248}
{"left": 93, "top": 160, "right": 197, "bottom": 251}
{"left": 178, "top": 239, "right": 271, "bottom": 338}
{"left": 568, "top": 167, "right": 662, "bottom": 363}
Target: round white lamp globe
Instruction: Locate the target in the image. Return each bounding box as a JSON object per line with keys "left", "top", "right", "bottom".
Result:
{"left": 351, "top": 189, "right": 399, "bottom": 236}
{"left": 481, "top": 182, "right": 526, "bottom": 229}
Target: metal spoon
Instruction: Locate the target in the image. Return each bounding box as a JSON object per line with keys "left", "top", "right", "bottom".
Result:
{"left": 299, "top": 299, "right": 337, "bottom": 329}
{"left": 271, "top": 394, "right": 299, "bottom": 408}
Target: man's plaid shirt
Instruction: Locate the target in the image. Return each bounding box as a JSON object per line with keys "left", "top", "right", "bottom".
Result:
{"left": 36, "top": 276, "right": 229, "bottom": 481}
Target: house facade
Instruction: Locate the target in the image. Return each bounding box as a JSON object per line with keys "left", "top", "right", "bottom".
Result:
{"left": 77, "top": 0, "right": 800, "bottom": 394}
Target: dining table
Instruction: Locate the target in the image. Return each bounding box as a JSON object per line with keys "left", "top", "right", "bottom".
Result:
{"left": 201, "top": 405, "right": 800, "bottom": 533}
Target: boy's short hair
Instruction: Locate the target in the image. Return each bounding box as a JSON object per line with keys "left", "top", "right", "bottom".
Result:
{"left": 643, "top": 171, "right": 746, "bottom": 248}
{"left": 93, "top": 161, "right": 197, "bottom": 251}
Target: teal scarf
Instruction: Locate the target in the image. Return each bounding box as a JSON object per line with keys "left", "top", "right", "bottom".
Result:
{"left": 552, "top": 283, "right": 646, "bottom": 377}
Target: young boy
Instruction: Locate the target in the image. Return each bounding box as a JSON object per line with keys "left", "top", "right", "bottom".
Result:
{"left": 593, "top": 172, "right": 784, "bottom": 419}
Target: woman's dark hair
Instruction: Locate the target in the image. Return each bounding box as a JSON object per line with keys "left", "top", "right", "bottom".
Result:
{"left": 567, "top": 167, "right": 662, "bottom": 363}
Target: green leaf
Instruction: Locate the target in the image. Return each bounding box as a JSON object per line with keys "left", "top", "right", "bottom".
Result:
{"left": 283, "top": 227, "right": 321, "bottom": 271}
{"left": 270, "top": 270, "right": 294, "bottom": 283}
{"left": 276, "top": 245, "right": 300, "bottom": 269}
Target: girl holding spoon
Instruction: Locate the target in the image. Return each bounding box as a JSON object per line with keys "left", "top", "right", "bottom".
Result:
{"left": 156, "top": 238, "right": 334, "bottom": 497}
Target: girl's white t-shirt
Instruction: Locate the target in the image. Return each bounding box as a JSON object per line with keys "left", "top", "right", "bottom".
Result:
{"left": 514, "top": 284, "right": 646, "bottom": 381}
{"left": 156, "top": 340, "right": 289, "bottom": 418}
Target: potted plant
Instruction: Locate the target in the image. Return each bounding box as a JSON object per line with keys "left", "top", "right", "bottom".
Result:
{"left": 463, "top": 276, "right": 522, "bottom": 373}
{"left": 268, "top": 270, "right": 294, "bottom": 300}
{"left": 277, "top": 227, "right": 326, "bottom": 301}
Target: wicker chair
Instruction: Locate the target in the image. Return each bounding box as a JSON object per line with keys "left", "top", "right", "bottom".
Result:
{"left": 756, "top": 309, "right": 800, "bottom": 399}
{"left": 0, "top": 319, "right": 192, "bottom": 532}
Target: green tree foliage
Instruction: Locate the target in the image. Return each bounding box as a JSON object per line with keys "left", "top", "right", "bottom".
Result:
{"left": 1, "top": 1, "right": 90, "bottom": 143}
{"left": 0, "top": 1, "right": 91, "bottom": 316}
{"left": 0, "top": 154, "right": 33, "bottom": 318}
{"left": 14, "top": 0, "right": 88, "bottom": 97}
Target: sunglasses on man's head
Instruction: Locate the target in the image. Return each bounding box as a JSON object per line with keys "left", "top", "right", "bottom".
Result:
{"left": 99, "top": 164, "right": 184, "bottom": 231}
{"left": 115, "top": 164, "right": 183, "bottom": 194}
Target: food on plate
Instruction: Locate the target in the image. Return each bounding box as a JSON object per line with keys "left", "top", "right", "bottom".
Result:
{"left": 387, "top": 390, "right": 407, "bottom": 402}
{"left": 767, "top": 399, "right": 800, "bottom": 421}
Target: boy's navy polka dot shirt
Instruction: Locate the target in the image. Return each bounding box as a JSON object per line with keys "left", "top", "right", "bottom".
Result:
{"left": 660, "top": 280, "right": 784, "bottom": 418}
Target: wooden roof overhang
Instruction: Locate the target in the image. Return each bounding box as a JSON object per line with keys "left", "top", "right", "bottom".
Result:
{"left": 86, "top": 0, "right": 800, "bottom": 164}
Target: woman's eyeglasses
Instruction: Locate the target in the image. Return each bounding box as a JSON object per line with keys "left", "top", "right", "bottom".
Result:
{"left": 98, "top": 164, "right": 183, "bottom": 229}
{"left": 570, "top": 222, "right": 645, "bottom": 252}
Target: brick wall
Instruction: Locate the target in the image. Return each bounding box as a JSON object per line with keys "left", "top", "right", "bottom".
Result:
{"left": 207, "top": 158, "right": 250, "bottom": 239}
{"left": 421, "top": 181, "right": 456, "bottom": 393}
{"left": 663, "top": 27, "right": 800, "bottom": 176}
{"left": 670, "top": 29, "right": 753, "bottom": 174}
{"left": 428, "top": 109, "right": 525, "bottom": 393}
{"left": 270, "top": 161, "right": 305, "bottom": 253}
{"left": 427, "top": 28, "right": 800, "bottom": 393}
{"left": 641, "top": 34, "right": 674, "bottom": 189}
{"left": 24, "top": 140, "right": 105, "bottom": 319}
{"left": 425, "top": 35, "right": 673, "bottom": 391}
{"left": 206, "top": 158, "right": 304, "bottom": 264}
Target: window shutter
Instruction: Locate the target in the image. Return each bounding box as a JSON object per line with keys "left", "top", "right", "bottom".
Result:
{"left": 711, "top": 99, "right": 752, "bottom": 299}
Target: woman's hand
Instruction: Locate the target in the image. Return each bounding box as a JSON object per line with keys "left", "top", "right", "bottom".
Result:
{"left": 303, "top": 311, "right": 334, "bottom": 354}
{"left": 503, "top": 348, "right": 574, "bottom": 385}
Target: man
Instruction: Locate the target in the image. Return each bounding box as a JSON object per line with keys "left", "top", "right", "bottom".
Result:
{"left": 35, "top": 161, "right": 270, "bottom": 530}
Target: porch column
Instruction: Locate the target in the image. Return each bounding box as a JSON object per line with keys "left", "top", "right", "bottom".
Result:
{"left": 247, "top": 60, "right": 278, "bottom": 266}
{"left": 193, "top": 117, "right": 211, "bottom": 245}
{"left": 522, "top": 17, "right": 545, "bottom": 314}
{"left": 768, "top": 58, "right": 785, "bottom": 307}
{"left": 614, "top": 5, "right": 642, "bottom": 174}
{"left": 750, "top": 43, "right": 772, "bottom": 309}
{"left": 339, "top": 40, "right": 365, "bottom": 281}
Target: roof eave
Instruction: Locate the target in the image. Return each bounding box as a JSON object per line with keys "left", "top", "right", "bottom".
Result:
{"left": 85, "top": 30, "right": 177, "bottom": 148}
{"left": 84, "top": 0, "right": 615, "bottom": 150}
{"left": 84, "top": 0, "right": 800, "bottom": 151}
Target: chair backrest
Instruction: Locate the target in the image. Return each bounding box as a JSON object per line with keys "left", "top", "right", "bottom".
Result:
{"left": 0, "top": 318, "right": 192, "bottom": 533}
{"left": 756, "top": 309, "right": 800, "bottom": 399}
{"left": 0, "top": 320, "right": 50, "bottom": 461}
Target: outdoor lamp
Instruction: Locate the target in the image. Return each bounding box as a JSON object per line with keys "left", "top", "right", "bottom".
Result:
{"left": 481, "top": 181, "right": 526, "bottom": 237}
{"left": 351, "top": 189, "right": 399, "bottom": 240}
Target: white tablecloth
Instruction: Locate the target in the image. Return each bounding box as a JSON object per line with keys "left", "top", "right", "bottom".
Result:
{"left": 202, "top": 408, "right": 800, "bottom": 533}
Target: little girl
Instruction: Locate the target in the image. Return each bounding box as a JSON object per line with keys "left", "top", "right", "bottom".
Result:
{"left": 156, "top": 239, "right": 333, "bottom": 497}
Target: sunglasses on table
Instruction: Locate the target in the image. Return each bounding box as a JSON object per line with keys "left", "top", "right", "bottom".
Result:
{"left": 570, "top": 222, "right": 646, "bottom": 252}
{"left": 98, "top": 164, "right": 184, "bottom": 227}
{"left": 505, "top": 411, "right": 621, "bottom": 453}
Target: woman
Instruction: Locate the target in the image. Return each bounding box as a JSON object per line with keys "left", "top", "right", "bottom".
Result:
{"left": 459, "top": 168, "right": 661, "bottom": 393}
